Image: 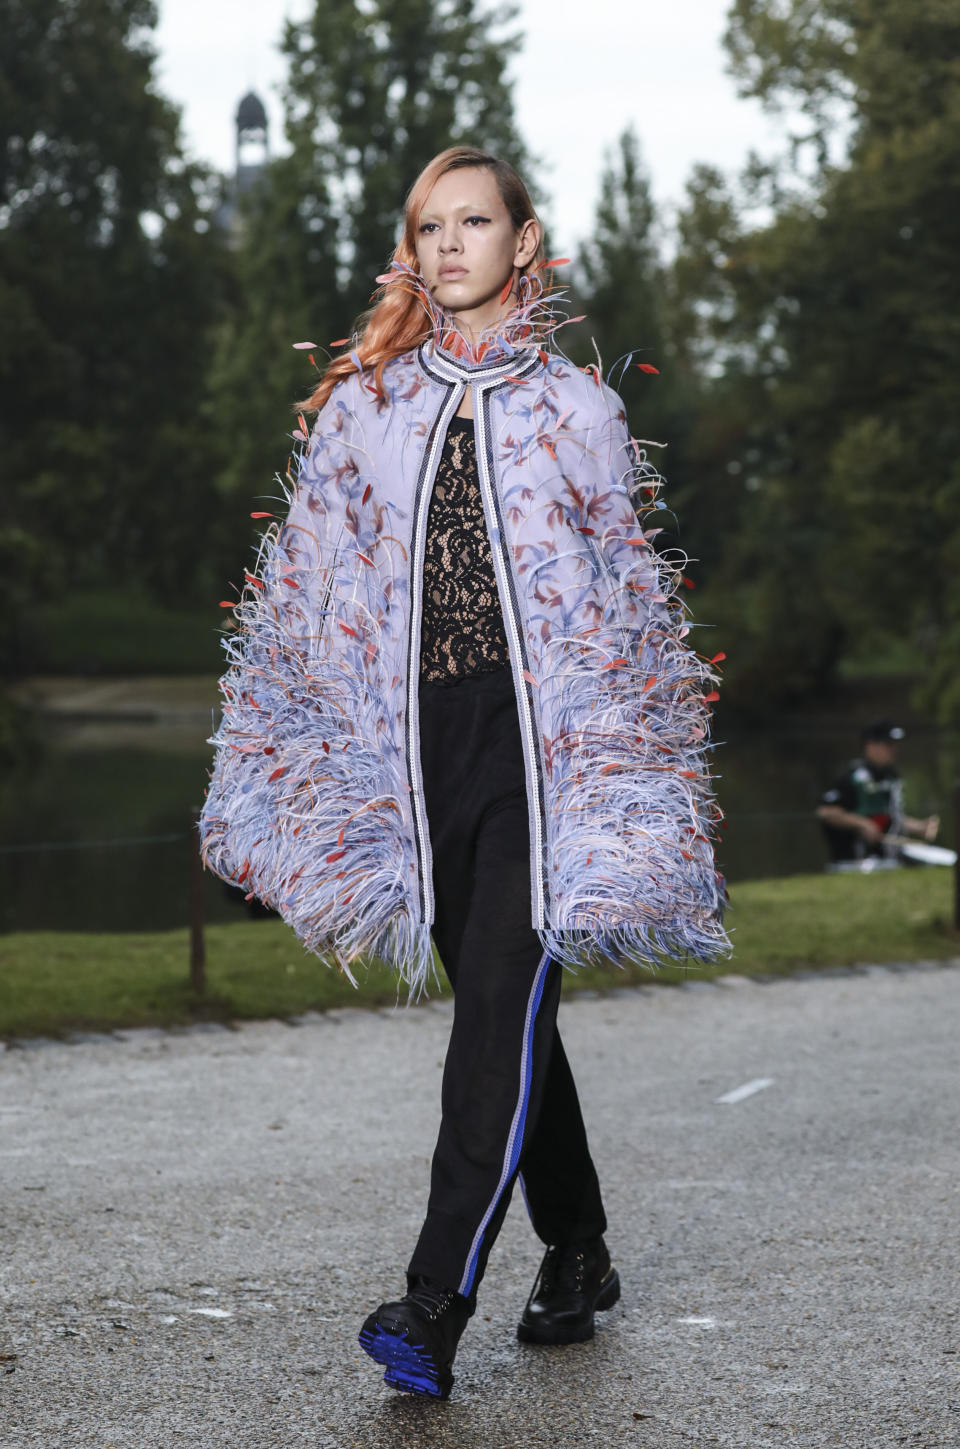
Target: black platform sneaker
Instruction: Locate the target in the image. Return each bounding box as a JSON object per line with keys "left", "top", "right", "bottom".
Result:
{"left": 358, "top": 1276, "right": 469, "bottom": 1399}
{"left": 517, "top": 1236, "right": 620, "bottom": 1345}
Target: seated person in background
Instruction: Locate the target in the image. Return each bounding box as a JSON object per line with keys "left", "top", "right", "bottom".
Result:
{"left": 817, "top": 719, "right": 939, "bottom": 864}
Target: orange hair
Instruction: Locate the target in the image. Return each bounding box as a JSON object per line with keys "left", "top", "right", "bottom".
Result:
{"left": 300, "top": 146, "right": 546, "bottom": 414}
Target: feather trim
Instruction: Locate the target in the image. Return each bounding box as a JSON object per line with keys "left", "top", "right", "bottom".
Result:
{"left": 533, "top": 432, "right": 729, "bottom": 969}
{"left": 372, "top": 258, "right": 575, "bottom": 365}
{"left": 200, "top": 442, "right": 436, "bottom": 996}
{"left": 537, "top": 628, "right": 727, "bottom": 968}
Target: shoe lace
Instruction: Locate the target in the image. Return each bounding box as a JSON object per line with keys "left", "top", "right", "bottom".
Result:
{"left": 540, "top": 1243, "right": 589, "bottom": 1296}
{"left": 407, "top": 1276, "right": 457, "bottom": 1320}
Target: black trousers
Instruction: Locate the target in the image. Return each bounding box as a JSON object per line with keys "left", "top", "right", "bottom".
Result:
{"left": 408, "top": 666, "right": 607, "bottom": 1309}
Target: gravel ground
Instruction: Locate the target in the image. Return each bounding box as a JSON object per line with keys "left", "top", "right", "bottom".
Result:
{"left": 2, "top": 963, "right": 959, "bottom": 1448}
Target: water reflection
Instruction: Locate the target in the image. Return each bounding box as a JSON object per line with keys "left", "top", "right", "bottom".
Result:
{"left": 2, "top": 708, "right": 955, "bottom": 934}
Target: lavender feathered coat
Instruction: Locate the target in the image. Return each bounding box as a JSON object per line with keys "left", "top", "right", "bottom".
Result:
{"left": 200, "top": 327, "right": 728, "bottom": 991}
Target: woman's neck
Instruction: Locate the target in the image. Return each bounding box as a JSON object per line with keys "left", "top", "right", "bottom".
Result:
{"left": 380, "top": 259, "right": 569, "bottom": 366}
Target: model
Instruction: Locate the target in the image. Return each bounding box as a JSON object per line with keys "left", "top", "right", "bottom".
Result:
{"left": 201, "top": 145, "right": 728, "bottom": 1400}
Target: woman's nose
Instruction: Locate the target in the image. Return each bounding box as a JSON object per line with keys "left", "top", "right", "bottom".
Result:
{"left": 438, "top": 227, "right": 462, "bottom": 254}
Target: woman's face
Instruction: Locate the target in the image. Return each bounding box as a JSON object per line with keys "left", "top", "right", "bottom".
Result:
{"left": 414, "top": 167, "right": 540, "bottom": 337}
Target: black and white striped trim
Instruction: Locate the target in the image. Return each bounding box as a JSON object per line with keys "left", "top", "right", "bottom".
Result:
{"left": 405, "top": 378, "right": 462, "bottom": 925}
{"left": 410, "top": 343, "right": 549, "bottom": 928}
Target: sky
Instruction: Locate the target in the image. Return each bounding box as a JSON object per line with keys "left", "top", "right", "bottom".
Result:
{"left": 153, "top": 0, "right": 792, "bottom": 249}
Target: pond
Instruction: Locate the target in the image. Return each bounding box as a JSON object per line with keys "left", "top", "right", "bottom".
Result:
{"left": 2, "top": 686, "right": 956, "bottom": 934}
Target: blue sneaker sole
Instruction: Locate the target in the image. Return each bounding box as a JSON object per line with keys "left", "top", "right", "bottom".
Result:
{"left": 358, "top": 1321, "right": 452, "bottom": 1399}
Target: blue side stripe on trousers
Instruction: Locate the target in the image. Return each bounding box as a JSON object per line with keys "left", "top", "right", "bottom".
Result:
{"left": 458, "top": 951, "right": 552, "bottom": 1298}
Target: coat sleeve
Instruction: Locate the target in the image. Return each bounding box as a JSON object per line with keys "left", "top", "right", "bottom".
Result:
{"left": 581, "top": 380, "right": 678, "bottom": 624}
{"left": 582, "top": 374, "right": 723, "bottom": 748}
{"left": 200, "top": 376, "right": 435, "bottom": 987}
{"left": 537, "top": 372, "right": 729, "bottom": 967}
{"left": 197, "top": 384, "right": 354, "bottom": 904}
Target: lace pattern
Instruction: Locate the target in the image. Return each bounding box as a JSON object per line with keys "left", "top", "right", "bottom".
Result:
{"left": 419, "top": 418, "right": 511, "bottom": 684}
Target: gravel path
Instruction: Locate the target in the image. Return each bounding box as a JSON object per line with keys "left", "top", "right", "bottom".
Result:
{"left": 2, "top": 964, "right": 958, "bottom": 1448}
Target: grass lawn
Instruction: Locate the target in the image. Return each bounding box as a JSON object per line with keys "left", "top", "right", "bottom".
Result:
{"left": 1, "top": 869, "right": 956, "bottom": 1040}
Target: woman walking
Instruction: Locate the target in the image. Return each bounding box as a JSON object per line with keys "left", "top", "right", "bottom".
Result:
{"left": 201, "top": 146, "right": 727, "bottom": 1400}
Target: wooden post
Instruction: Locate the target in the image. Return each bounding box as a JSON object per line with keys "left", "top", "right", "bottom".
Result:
{"left": 189, "top": 809, "right": 206, "bottom": 993}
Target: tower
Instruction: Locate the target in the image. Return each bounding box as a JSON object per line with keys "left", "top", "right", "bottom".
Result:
{"left": 216, "top": 91, "right": 270, "bottom": 238}
{"left": 235, "top": 91, "right": 269, "bottom": 196}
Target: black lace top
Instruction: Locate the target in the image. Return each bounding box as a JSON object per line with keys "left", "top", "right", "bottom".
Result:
{"left": 419, "top": 417, "right": 511, "bottom": 684}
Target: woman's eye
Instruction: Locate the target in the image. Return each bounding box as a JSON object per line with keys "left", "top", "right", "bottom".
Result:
{"left": 465, "top": 215, "right": 490, "bottom": 226}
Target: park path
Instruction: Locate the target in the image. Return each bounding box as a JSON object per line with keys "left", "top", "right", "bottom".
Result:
{"left": 2, "top": 965, "right": 958, "bottom": 1448}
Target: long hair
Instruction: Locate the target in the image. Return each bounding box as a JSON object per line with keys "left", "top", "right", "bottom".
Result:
{"left": 300, "top": 147, "right": 545, "bottom": 413}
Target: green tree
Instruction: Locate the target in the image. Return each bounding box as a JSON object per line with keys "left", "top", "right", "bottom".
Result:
{"left": 575, "top": 135, "right": 744, "bottom": 608}
{"left": 577, "top": 127, "right": 662, "bottom": 376}
{"left": 1, "top": 0, "right": 229, "bottom": 671}
{"left": 282, "top": 0, "right": 534, "bottom": 320}
{"left": 695, "top": 0, "right": 960, "bottom": 713}
{"left": 659, "top": 165, "right": 761, "bottom": 603}
{"left": 659, "top": 160, "right": 851, "bottom": 706}
{"left": 207, "top": 0, "right": 535, "bottom": 549}
{"left": 203, "top": 152, "right": 342, "bottom": 521}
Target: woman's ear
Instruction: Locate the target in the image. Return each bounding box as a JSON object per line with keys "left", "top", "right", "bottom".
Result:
{"left": 513, "top": 217, "right": 541, "bottom": 270}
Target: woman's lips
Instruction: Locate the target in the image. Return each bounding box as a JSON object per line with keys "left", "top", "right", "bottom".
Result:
{"left": 438, "top": 267, "right": 467, "bottom": 279}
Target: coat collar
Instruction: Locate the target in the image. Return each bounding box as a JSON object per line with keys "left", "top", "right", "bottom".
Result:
{"left": 374, "top": 257, "right": 567, "bottom": 383}
{"left": 416, "top": 339, "right": 541, "bottom": 386}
